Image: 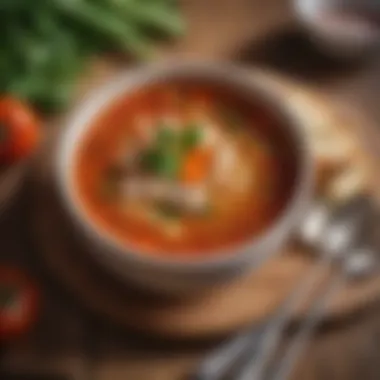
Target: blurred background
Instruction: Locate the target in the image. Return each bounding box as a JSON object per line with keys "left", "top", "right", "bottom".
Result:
{"left": 1, "top": 0, "right": 380, "bottom": 379}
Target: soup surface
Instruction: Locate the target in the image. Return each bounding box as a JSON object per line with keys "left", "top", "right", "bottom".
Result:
{"left": 74, "top": 82, "right": 296, "bottom": 259}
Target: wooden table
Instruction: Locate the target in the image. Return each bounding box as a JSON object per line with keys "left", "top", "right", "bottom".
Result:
{"left": 2, "top": 1, "right": 380, "bottom": 379}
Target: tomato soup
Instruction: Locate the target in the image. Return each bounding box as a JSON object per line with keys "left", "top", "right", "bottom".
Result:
{"left": 74, "top": 82, "right": 297, "bottom": 258}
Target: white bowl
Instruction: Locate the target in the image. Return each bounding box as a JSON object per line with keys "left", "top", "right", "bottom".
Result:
{"left": 56, "top": 62, "right": 314, "bottom": 295}
{"left": 295, "top": 0, "right": 380, "bottom": 58}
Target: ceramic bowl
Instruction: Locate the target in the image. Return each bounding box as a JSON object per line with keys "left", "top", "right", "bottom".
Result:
{"left": 295, "top": 0, "right": 380, "bottom": 58}
{"left": 56, "top": 62, "right": 314, "bottom": 295}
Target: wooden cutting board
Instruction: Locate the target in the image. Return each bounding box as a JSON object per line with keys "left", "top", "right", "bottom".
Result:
{"left": 29, "top": 67, "right": 380, "bottom": 339}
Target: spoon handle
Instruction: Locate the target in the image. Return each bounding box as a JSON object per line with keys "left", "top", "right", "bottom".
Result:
{"left": 191, "top": 250, "right": 333, "bottom": 380}
{"left": 267, "top": 273, "right": 345, "bottom": 380}
{"left": 267, "top": 244, "right": 380, "bottom": 380}
{"left": 191, "top": 325, "right": 266, "bottom": 380}
{"left": 221, "top": 254, "right": 332, "bottom": 380}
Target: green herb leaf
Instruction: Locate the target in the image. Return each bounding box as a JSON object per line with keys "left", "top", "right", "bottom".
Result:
{"left": 140, "top": 148, "right": 181, "bottom": 179}
{"left": 156, "top": 124, "right": 177, "bottom": 149}
{"left": 139, "top": 149, "right": 161, "bottom": 173}
{"left": 181, "top": 124, "right": 203, "bottom": 151}
{"left": 157, "top": 150, "right": 181, "bottom": 178}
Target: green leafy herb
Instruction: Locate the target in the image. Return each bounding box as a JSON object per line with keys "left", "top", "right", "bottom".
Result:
{"left": 160, "top": 151, "right": 181, "bottom": 178}
{"left": 140, "top": 123, "right": 185, "bottom": 179}
{"left": 139, "top": 148, "right": 161, "bottom": 173}
{"left": 181, "top": 123, "right": 203, "bottom": 151}
{"left": 140, "top": 148, "right": 181, "bottom": 179}
{"left": 0, "top": 0, "right": 184, "bottom": 112}
{"left": 139, "top": 121, "right": 204, "bottom": 180}
{"left": 156, "top": 124, "right": 177, "bottom": 149}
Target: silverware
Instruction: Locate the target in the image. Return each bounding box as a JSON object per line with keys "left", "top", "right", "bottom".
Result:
{"left": 260, "top": 221, "right": 380, "bottom": 380}
{"left": 192, "top": 195, "right": 379, "bottom": 380}
{"left": 267, "top": 245, "right": 379, "bottom": 380}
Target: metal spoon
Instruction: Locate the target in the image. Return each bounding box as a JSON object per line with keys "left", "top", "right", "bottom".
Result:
{"left": 192, "top": 195, "right": 377, "bottom": 380}
{"left": 267, "top": 251, "right": 378, "bottom": 380}
{"left": 233, "top": 195, "right": 376, "bottom": 380}
{"left": 262, "top": 221, "right": 380, "bottom": 380}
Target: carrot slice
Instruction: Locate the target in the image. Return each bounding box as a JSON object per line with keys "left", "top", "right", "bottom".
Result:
{"left": 181, "top": 147, "right": 212, "bottom": 183}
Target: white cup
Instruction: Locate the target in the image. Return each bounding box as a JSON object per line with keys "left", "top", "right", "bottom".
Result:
{"left": 295, "top": 0, "right": 380, "bottom": 58}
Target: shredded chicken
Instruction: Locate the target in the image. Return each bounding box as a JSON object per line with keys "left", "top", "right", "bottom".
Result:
{"left": 121, "top": 178, "right": 208, "bottom": 214}
{"left": 110, "top": 110, "right": 255, "bottom": 217}
{"left": 201, "top": 119, "right": 220, "bottom": 148}
{"left": 160, "top": 114, "right": 182, "bottom": 130}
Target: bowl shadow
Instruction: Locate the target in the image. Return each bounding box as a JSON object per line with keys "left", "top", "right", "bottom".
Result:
{"left": 235, "top": 25, "right": 376, "bottom": 84}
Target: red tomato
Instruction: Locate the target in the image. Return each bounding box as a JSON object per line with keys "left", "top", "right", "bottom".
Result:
{"left": 0, "top": 266, "right": 40, "bottom": 341}
{"left": 0, "top": 97, "right": 40, "bottom": 163}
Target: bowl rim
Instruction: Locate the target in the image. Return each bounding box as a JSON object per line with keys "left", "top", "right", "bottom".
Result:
{"left": 294, "top": 0, "right": 380, "bottom": 38}
{"left": 56, "top": 61, "right": 314, "bottom": 273}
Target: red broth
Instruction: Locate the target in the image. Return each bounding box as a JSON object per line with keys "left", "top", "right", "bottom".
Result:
{"left": 74, "top": 82, "right": 297, "bottom": 259}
